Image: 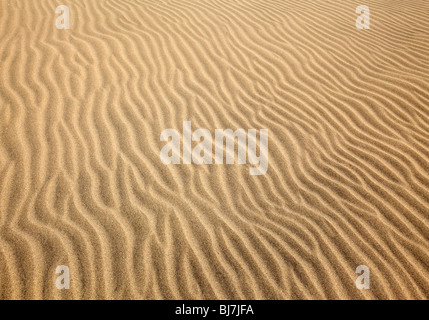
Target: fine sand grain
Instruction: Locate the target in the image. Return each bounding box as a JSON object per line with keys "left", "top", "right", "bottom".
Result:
{"left": 0, "top": 0, "right": 428, "bottom": 299}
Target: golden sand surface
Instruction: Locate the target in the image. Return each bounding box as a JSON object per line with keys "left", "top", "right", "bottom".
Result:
{"left": 0, "top": 0, "right": 428, "bottom": 299}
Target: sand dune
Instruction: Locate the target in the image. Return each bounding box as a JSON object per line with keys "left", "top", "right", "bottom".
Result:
{"left": 0, "top": 0, "right": 428, "bottom": 299}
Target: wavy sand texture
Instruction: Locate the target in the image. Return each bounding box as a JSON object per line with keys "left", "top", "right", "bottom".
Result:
{"left": 0, "top": 0, "right": 428, "bottom": 299}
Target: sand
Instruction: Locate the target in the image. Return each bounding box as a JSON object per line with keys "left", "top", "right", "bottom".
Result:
{"left": 0, "top": 0, "right": 428, "bottom": 300}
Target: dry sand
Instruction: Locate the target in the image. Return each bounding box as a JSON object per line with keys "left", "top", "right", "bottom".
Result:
{"left": 0, "top": 0, "right": 428, "bottom": 299}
